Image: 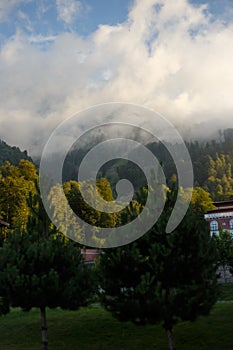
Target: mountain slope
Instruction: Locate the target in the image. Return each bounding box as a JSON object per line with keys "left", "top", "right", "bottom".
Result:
{"left": 0, "top": 139, "right": 32, "bottom": 166}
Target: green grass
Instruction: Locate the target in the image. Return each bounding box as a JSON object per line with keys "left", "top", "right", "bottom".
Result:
{"left": 217, "top": 282, "right": 233, "bottom": 301}
{"left": 1, "top": 302, "right": 233, "bottom": 350}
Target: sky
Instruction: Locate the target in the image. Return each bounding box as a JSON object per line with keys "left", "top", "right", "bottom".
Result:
{"left": 0, "top": 0, "right": 233, "bottom": 155}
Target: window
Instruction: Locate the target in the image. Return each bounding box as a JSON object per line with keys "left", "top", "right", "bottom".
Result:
{"left": 230, "top": 219, "right": 233, "bottom": 230}
{"left": 210, "top": 220, "right": 218, "bottom": 231}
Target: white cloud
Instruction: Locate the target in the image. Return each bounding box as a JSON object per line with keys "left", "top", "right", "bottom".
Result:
{"left": 17, "top": 10, "right": 34, "bottom": 32}
{"left": 28, "top": 34, "right": 57, "bottom": 44}
{"left": 38, "top": 0, "right": 51, "bottom": 18}
{"left": 0, "top": 0, "right": 31, "bottom": 22}
{"left": 0, "top": 0, "right": 233, "bottom": 155}
{"left": 56, "top": 0, "right": 82, "bottom": 26}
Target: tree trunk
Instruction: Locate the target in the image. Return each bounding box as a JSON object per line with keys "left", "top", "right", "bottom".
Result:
{"left": 40, "top": 307, "right": 48, "bottom": 350}
{"left": 166, "top": 328, "right": 176, "bottom": 350}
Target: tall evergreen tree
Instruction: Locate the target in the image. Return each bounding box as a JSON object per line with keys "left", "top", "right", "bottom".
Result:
{"left": 214, "top": 230, "right": 233, "bottom": 283}
{"left": 0, "top": 230, "right": 95, "bottom": 350}
{"left": 0, "top": 187, "right": 96, "bottom": 350}
{"left": 0, "top": 296, "right": 9, "bottom": 317}
{"left": 97, "top": 190, "right": 217, "bottom": 350}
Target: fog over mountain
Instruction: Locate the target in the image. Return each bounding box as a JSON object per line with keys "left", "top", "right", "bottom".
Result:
{"left": 0, "top": 0, "right": 233, "bottom": 156}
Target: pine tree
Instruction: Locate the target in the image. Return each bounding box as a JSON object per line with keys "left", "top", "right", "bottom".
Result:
{"left": 0, "top": 187, "right": 96, "bottom": 350}
{"left": 214, "top": 230, "right": 233, "bottom": 282}
{"left": 0, "top": 229, "right": 96, "bottom": 350}
{"left": 97, "top": 190, "right": 217, "bottom": 350}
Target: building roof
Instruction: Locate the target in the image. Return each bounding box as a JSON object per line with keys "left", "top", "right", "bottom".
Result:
{"left": 213, "top": 200, "right": 233, "bottom": 206}
{"left": 81, "top": 249, "right": 101, "bottom": 264}
{"left": 207, "top": 201, "right": 233, "bottom": 214}
{"left": 207, "top": 207, "right": 233, "bottom": 214}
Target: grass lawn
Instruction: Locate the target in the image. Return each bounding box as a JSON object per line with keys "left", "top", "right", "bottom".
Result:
{"left": 0, "top": 302, "right": 233, "bottom": 350}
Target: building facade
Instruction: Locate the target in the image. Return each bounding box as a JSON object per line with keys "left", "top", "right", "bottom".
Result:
{"left": 81, "top": 248, "right": 101, "bottom": 265}
{"left": 205, "top": 201, "right": 233, "bottom": 283}
{"left": 204, "top": 201, "right": 233, "bottom": 236}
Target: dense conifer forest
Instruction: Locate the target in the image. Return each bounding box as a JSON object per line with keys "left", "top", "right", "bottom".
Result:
{"left": 2, "top": 128, "right": 233, "bottom": 202}
{"left": 0, "top": 139, "right": 32, "bottom": 166}
{"left": 61, "top": 128, "right": 233, "bottom": 201}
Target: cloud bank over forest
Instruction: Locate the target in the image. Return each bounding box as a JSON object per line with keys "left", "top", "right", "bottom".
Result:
{"left": 0, "top": 0, "right": 233, "bottom": 155}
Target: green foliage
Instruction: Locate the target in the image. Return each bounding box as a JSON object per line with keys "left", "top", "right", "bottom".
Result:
{"left": 191, "top": 187, "right": 215, "bottom": 215}
{"left": 214, "top": 230, "right": 233, "bottom": 267}
{"left": 0, "top": 139, "right": 32, "bottom": 167}
{"left": 0, "top": 160, "right": 37, "bottom": 230}
{"left": 48, "top": 178, "right": 122, "bottom": 247}
{"left": 61, "top": 128, "right": 233, "bottom": 202}
{"left": 0, "top": 230, "right": 95, "bottom": 312}
{"left": 0, "top": 296, "right": 9, "bottom": 316}
{"left": 204, "top": 154, "right": 233, "bottom": 200}
{"left": 97, "top": 190, "right": 217, "bottom": 348}
{"left": 64, "top": 178, "right": 119, "bottom": 228}
{"left": 218, "top": 283, "right": 233, "bottom": 301}
{"left": 214, "top": 231, "right": 233, "bottom": 280}
{"left": 0, "top": 182, "right": 96, "bottom": 349}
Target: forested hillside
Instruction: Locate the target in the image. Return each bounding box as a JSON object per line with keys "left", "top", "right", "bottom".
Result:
{"left": 1, "top": 130, "right": 232, "bottom": 247}
{"left": 1, "top": 128, "right": 233, "bottom": 203}
{"left": 0, "top": 139, "right": 32, "bottom": 166}
{"left": 62, "top": 128, "right": 233, "bottom": 202}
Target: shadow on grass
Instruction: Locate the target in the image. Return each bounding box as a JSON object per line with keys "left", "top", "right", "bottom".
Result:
{"left": 0, "top": 302, "right": 233, "bottom": 350}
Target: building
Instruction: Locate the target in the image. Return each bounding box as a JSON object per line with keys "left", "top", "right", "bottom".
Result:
{"left": 81, "top": 248, "right": 101, "bottom": 265}
{"left": 204, "top": 201, "right": 233, "bottom": 283}
{"left": 204, "top": 201, "right": 233, "bottom": 236}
